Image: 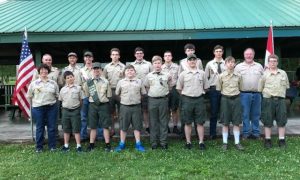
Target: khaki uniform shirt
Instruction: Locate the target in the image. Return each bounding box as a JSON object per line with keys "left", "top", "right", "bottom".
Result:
{"left": 234, "top": 61, "right": 263, "bottom": 92}
{"left": 115, "top": 78, "right": 147, "bottom": 105}
{"left": 144, "top": 71, "right": 171, "bottom": 97}
{"left": 178, "top": 58, "right": 203, "bottom": 74}
{"left": 103, "top": 62, "right": 125, "bottom": 88}
{"left": 59, "top": 84, "right": 84, "bottom": 109}
{"left": 32, "top": 66, "right": 61, "bottom": 86}
{"left": 162, "top": 62, "right": 179, "bottom": 88}
{"left": 258, "top": 69, "right": 289, "bottom": 98}
{"left": 83, "top": 77, "right": 112, "bottom": 103}
{"left": 80, "top": 66, "right": 93, "bottom": 82}
{"left": 216, "top": 70, "right": 242, "bottom": 96}
{"left": 205, "top": 59, "right": 225, "bottom": 87}
{"left": 176, "top": 69, "right": 209, "bottom": 97}
{"left": 131, "top": 60, "right": 153, "bottom": 82}
{"left": 60, "top": 65, "right": 83, "bottom": 86}
{"left": 27, "top": 78, "right": 59, "bottom": 107}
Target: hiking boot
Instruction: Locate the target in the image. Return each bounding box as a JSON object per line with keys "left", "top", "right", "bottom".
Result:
{"left": 222, "top": 143, "right": 228, "bottom": 151}
{"left": 61, "top": 146, "right": 70, "bottom": 152}
{"left": 235, "top": 143, "right": 245, "bottom": 151}
{"left": 135, "top": 142, "right": 146, "bottom": 152}
{"left": 76, "top": 147, "right": 83, "bottom": 152}
{"left": 264, "top": 139, "right": 272, "bottom": 149}
{"left": 278, "top": 139, "right": 287, "bottom": 148}
{"left": 104, "top": 144, "right": 113, "bottom": 152}
{"left": 185, "top": 143, "right": 192, "bottom": 150}
{"left": 199, "top": 143, "right": 206, "bottom": 151}
{"left": 115, "top": 143, "right": 125, "bottom": 152}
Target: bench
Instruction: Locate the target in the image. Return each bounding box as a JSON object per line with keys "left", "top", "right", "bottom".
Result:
{"left": 0, "top": 85, "right": 21, "bottom": 120}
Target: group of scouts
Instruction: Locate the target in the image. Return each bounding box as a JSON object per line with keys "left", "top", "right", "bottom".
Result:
{"left": 26, "top": 43, "right": 290, "bottom": 153}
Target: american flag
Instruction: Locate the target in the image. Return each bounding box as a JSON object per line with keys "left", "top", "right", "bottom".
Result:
{"left": 13, "top": 29, "right": 35, "bottom": 118}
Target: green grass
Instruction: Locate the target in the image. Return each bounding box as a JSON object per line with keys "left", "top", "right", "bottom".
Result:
{"left": 1, "top": 137, "right": 300, "bottom": 179}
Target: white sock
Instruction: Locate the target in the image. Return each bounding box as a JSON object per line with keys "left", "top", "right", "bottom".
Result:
{"left": 77, "top": 144, "right": 81, "bottom": 148}
{"left": 279, "top": 137, "right": 285, "bottom": 140}
{"left": 233, "top": 130, "right": 240, "bottom": 144}
{"left": 64, "top": 144, "right": 69, "bottom": 148}
{"left": 222, "top": 132, "right": 228, "bottom": 144}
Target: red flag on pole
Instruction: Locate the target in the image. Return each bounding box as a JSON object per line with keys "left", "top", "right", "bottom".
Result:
{"left": 264, "top": 23, "right": 274, "bottom": 67}
{"left": 12, "top": 29, "right": 35, "bottom": 118}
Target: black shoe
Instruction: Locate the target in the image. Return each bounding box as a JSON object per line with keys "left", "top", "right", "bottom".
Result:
{"left": 161, "top": 144, "right": 168, "bottom": 150}
{"left": 35, "top": 148, "right": 43, "bottom": 153}
{"left": 221, "top": 143, "right": 228, "bottom": 151}
{"left": 278, "top": 139, "right": 286, "bottom": 148}
{"left": 235, "top": 143, "right": 245, "bottom": 151}
{"left": 185, "top": 143, "right": 192, "bottom": 149}
{"left": 173, "top": 126, "right": 181, "bottom": 134}
{"left": 61, "top": 146, "right": 70, "bottom": 152}
{"left": 87, "top": 145, "right": 95, "bottom": 152}
{"left": 249, "top": 134, "right": 259, "bottom": 140}
{"left": 264, "top": 139, "right": 272, "bottom": 149}
{"left": 104, "top": 144, "right": 113, "bottom": 152}
{"left": 146, "top": 128, "right": 150, "bottom": 134}
{"left": 210, "top": 135, "right": 217, "bottom": 140}
{"left": 76, "top": 147, "right": 83, "bottom": 152}
{"left": 151, "top": 144, "right": 158, "bottom": 150}
{"left": 199, "top": 143, "right": 206, "bottom": 151}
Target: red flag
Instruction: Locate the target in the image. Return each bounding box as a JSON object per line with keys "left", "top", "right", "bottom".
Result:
{"left": 264, "top": 24, "right": 274, "bottom": 67}
{"left": 12, "top": 29, "right": 35, "bottom": 118}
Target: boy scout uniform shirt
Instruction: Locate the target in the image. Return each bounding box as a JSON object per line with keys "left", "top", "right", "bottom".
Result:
{"left": 216, "top": 70, "right": 242, "bottom": 96}
{"left": 59, "top": 84, "right": 84, "bottom": 109}
{"left": 176, "top": 69, "right": 210, "bottom": 97}
{"left": 131, "top": 60, "right": 153, "bottom": 82}
{"left": 258, "top": 69, "right": 289, "bottom": 98}
{"left": 61, "top": 65, "right": 83, "bottom": 86}
{"left": 83, "top": 77, "right": 112, "bottom": 103}
{"left": 115, "top": 78, "right": 147, "bottom": 105}
{"left": 103, "top": 62, "right": 125, "bottom": 88}
{"left": 205, "top": 59, "right": 225, "bottom": 87}
{"left": 161, "top": 62, "right": 179, "bottom": 88}
{"left": 178, "top": 58, "right": 203, "bottom": 74}
{"left": 234, "top": 61, "right": 263, "bottom": 92}
{"left": 32, "top": 66, "right": 61, "bottom": 85}
{"left": 80, "top": 66, "right": 93, "bottom": 82}
{"left": 27, "top": 78, "right": 59, "bottom": 107}
{"left": 144, "top": 71, "right": 170, "bottom": 97}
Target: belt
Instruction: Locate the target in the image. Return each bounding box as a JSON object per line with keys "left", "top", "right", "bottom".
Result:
{"left": 222, "top": 94, "right": 239, "bottom": 99}
{"left": 121, "top": 103, "right": 141, "bottom": 107}
{"left": 240, "top": 91, "right": 260, "bottom": 94}
{"left": 39, "top": 104, "right": 55, "bottom": 108}
{"left": 63, "top": 107, "right": 80, "bottom": 112}
{"left": 182, "top": 95, "right": 202, "bottom": 99}
{"left": 210, "top": 86, "right": 216, "bottom": 89}
{"left": 270, "top": 96, "right": 284, "bottom": 100}
{"left": 149, "top": 95, "right": 168, "bottom": 99}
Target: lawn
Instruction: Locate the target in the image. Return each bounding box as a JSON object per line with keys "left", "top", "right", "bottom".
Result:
{"left": 0, "top": 137, "right": 299, "bottom": 179}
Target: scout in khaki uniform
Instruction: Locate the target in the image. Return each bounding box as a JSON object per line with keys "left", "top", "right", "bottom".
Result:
{"left": 79, "top": 51, "right": 94, "bottom": 141}
{"left": 27, "top": 64, "right": 59, "bottom": 153}
{"left": 60, "top": 52, "right": 83, "bottom": 86}
{"left": 178, "top": 43, "right": 203, "bottom": 74}
{"left": 162, "top": 50, "right": 180, "bottom": 134}
{"left": 176, "top": 54, "right": 209, "bottom": 151}
{"left": 83, "top": 62, "right": 113, "bottom": 152}
{"left": 216, "top": 56, "right": 244, "bottom": 151}
{"left": 131, "top": 47, "right": 153, "bottom": 134}
{"left": 59, "top": 71, "right": 84, "bottom": 153}
{"left": 114, "top": 65, "right": 147, "bottom": 152}
{"left": 103, "top": 48, "right": 125, "bottom": 137}
{"left": 144, "top": 56, "right": 171, "bottom": 150}
{"left": 205, "top": 45, "right": 226, "bottom": 139}
{"left": 258, "top": 54, "right": 289, "bottom": 149}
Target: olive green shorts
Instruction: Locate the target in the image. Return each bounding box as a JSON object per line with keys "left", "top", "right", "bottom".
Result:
{"left": 220, "top": 95, "right": 242, "bottom": 126}
{"left": 61, "top": 107, "right": 81, "bottom": 133}
{"left": 119, "top": 104, "right": 143, "bottom": 131}
{"left": 88, "top": 102, "right": 112, "bottom": 129}
{"left": 180, "top": 95, "right": 206, "bottom": 125}
{"left": 261, "top": 97, "right": 287, "bottom": 127}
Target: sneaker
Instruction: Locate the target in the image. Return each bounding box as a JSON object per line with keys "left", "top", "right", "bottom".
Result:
{"left": 61, "top": 146, "right": 70, "bottom": 152}
{"left": 173, "top": 126, "right": 181, "bottom": 134}
{"left": 161, "top": 144, "right": 168, "bottom": 150}
{"left": 264, "top": 139, "right": 272, "bottom": 149}
{"left": 49, "top": 148, "right": 57, "bottom": 152}
{"left": 199, "top": 143, "right": 206, "bottom": 151}
{"left": 278, "top": 139, "right": 287, "bottom": 148}
{"left": 104, "top": 144, "right": 113, "bottom": 152}
{"left": 151, "top": 144, "right": 158, "bottom": 150}
{"left": 235, "top": 143, "right": 244, "bottom": 151}
{"left": 115, "top": 143, "right": 125, "bottom": 152}
{"left": 135, "top": 142, "right": 146, "bottom": 152}
{"left": 87, "top": 145, "right": 95, "bottom": 152}
{"left": 185, "top": 143, "right": 192, "bottom": 150}
{"left": 35, "top": 148, "right": 43, "bottom": 153}
{"left": 76, "top": 147, "right": 83, "bottom": 152}
{"left": 222, "top": 144, "right": 228, "bottom": 151}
